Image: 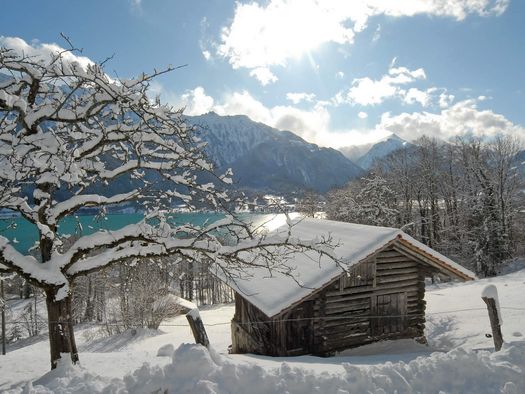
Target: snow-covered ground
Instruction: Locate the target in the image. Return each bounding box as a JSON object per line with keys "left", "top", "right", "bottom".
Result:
{"left": 1, "top": 264, "right": 525, "bottom": 393}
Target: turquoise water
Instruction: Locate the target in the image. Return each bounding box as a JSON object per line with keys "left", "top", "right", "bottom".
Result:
{"left": 0, "top": 212, "right": 225, "bottom": 255}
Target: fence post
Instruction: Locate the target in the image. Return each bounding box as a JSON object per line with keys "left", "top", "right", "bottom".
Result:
{"left": 186, "top": 308, "right": 209, "bottom": 348}
{"left": 481, "top": 285, "right": 503, "bottom": 351}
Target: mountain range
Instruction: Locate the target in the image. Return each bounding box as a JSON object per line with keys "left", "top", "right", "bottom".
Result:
{"left": 5, "top": 67, "right": 520, "bottom": 199}
{"left": 339, "top": 134, "right": 413, "bottom": 170}
{"left": 188, "top": 112, "right": 364, "bottom": 193}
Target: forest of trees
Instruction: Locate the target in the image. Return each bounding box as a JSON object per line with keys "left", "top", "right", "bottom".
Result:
{"left": 325, "top": 136, "right": 524, "bottom": 277}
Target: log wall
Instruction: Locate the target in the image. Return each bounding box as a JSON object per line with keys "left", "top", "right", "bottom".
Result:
{"left": 231, "top": 243, "right": 435, "bottom": 356}
{"left": 231, "top": 294, "right": 276, "bottom": 354}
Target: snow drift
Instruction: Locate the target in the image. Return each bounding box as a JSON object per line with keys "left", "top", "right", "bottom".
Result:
{"left": 7, "top": 342, "right": 524, "bottom": 393}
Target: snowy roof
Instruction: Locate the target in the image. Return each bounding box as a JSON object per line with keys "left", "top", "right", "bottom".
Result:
{"left": 220, "top": 214, "right": 476, "bottom": 318}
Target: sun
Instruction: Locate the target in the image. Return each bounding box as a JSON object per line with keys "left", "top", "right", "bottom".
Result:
{"left": 219, "top": 0, "right": 355, "bottom": 69}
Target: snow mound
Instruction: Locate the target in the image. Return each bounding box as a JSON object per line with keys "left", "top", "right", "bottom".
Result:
{"left": 157, "top": 343, "right": 175, "bottom": 357}
{"left": 15, "top": 343, "right": 523, "bottom": 393}
{"left": 122, "top": 344, "right": 525, "bottom": 394}
{"left": 5, "top": 358, "right": 117, "bottom": 394}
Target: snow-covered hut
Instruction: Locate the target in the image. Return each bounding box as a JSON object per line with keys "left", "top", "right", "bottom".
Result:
{"left": 225, "top": 216, "right": 476, "bottom": 356}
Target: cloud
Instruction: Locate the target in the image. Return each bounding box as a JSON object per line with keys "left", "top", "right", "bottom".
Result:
{"left": 345, "top": 77, "right": 398, "bottom": 106}
{"left": 199, "top": 17, "right": 216, "bottom": 63}
{"left": 212, "top": 91, "right": 330, "bottom": 145}
{"left": 209, "top": 91, "right": 524, "bottom": 147}
{"left": 217, "top": 0, "right": 509, "bottom": 78}
{"left": 179, "top": 86, "right": 215, "bottom": 115}
{"left": 166, "top": 87, "right": 522, "bottom": 149}
{"left": 176, "top": 87, "right": 390, "bottom": 147}
{"left": 390, "top": 66, "right": 426, "bottom": 81}
{"left": 218, "top": 0, "right": 355, "bottom": 70}
{"left": 377, "top": 98, "right": 524, "bottom": 141}
{"left": 336, "top": 62, "right": 427, "bottom": 106}
{"left": 249, "top": 67, "right": 278, "bottom": 86}
{"left": 403, "top": 87, "right": 431, "bottom": 107}
{"left": 366, "top": 0, "right": 509, "bottom": 20}
{"left": 0, "top": 36, "right": 95, "bottom": 70}
{"left": 213, "top": 90, "right": 273, "bottom": 124}
{"left": 286, "top": 92, "right": 316, "bottom": 104}
{"left": 372, "top": 24, "right": 381, "bottom": 42}
{"left": 439, "top": 91, "right": 455, "bottom": 108}
{"left": 129, "top": 0, "right": 144, "bottom": 14}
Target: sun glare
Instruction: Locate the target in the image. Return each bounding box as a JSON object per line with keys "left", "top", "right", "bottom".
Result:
{"left": 272, "top": 2, "right": 323, "bottom": 58}
{"left": 267, "top": 1, "right": 355, "bottom": 60}
{"left": 219, "top": 0, "right": 355, "bottom": 69}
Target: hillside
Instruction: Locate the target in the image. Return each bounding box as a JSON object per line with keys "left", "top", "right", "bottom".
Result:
{"left": 339, "top": 134, "right": 414, "bottom": 170}
{"left": 188, "top": 112, "right": 364, "bottom": 193}
{"left": 339, "top": 143, "right": 373, "bottom": 163}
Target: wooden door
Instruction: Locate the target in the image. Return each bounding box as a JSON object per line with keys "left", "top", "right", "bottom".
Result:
{"left": 285, "top": 301, "right": 314, "bottom": 354}
{"left": 370, "top": 292, "right": 407, "bottom": 337}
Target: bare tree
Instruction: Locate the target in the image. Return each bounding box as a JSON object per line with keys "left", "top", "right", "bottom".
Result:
{"left": 327, "top": 132, "right": 524, "bottom": 277}
{"left": 326, "top": 174, "right": 398, "bottom": 227}
{"left": 0, "top": 41, "right": 337, "bottom": 369}
{"left": 457, "top": 136, "right": 522, "bottom": 276}
{"left": 296, "top": 190, "right": 321, "bottom": 218}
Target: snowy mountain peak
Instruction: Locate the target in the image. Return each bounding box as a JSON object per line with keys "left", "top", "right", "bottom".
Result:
{"left": 356, "top": 135, "right": 413, "bottom": 170}
{"left": 186, "top": 113, "right": 363, "bottom": 193}
{"left": 339, "top": 134, "right": 410, "bottom": 169}
{"left": 384, "top": 133, "right": 404, "bottom": 142}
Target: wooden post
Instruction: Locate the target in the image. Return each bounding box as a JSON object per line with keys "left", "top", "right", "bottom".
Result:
{"left": 186, "top": 309, "right": 209, "bottom": 348}
{"left": 482, "top": 285, "right": 503, "bottom": 352}
{"left": 1, "top": 278, "right": 6, "bottom": 355}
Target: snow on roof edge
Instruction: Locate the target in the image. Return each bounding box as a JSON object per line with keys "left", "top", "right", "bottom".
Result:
{"left": 397, "top": 232, "right": 477, "bottom": 280}
{"left": 215, "top": 217, "right": 476, "bottom": 318}
{"left": 219, "top": 231, "right": 404, "bottom": 318}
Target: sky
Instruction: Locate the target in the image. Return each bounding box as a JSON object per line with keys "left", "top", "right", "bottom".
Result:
{"left": 0, "top": 0, "right": 524, "bottom": 148}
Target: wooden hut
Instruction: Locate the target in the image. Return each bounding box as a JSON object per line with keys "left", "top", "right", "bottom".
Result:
{"left": 225, "top": 216, "right": 476, "bottom": 356}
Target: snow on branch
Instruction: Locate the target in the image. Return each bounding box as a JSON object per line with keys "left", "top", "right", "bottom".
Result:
{"left": 63, "top": 224, "right": 340, "bottom": 284}
{"left": 47, "top": 190, "right": 140, "bottom": 223}
{"left": 0, "top": 236, "right": 65, "bottom": 287}
{"left": 0, "top": 39, "right": 341, "bottom": 304}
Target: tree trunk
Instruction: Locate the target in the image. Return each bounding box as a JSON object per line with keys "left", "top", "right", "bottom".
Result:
{"left": 23, "top": 281, "right": 31, "bottom": 299}
{"left": 1, "top": 279, "right": 6, "bottom": 355}
{"left": 84, "top": 277, "right": 94, "bottom": 322}
{"left": 45, "top": 289, "right": 79, "bottom": 369}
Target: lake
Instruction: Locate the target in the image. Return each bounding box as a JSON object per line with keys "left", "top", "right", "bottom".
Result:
{"left": 0, "top": 212, "right": 226, "bottom": 255}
